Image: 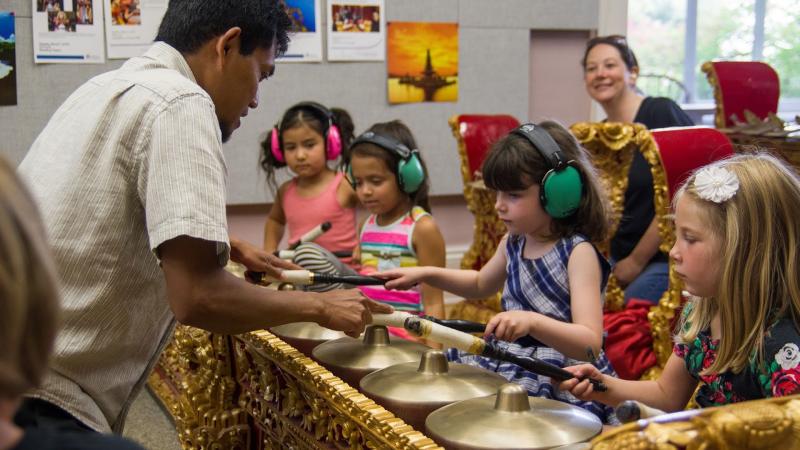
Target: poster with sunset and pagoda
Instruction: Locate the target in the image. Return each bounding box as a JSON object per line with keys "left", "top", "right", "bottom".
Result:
{"left": 387, "top": 22, "right": 458, "bottom": 104}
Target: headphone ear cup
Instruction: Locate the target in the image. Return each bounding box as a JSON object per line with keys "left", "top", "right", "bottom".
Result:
{"left": 326, "top": 125, "right": 342, "bottom": 160}
{"left": 397, "top": 153, "right": 425, "bottom": 193}
{"left": 541, "top": 165, "right": 583, "bottom": 219}
{"left": 270, "top": 127, "right": 284, "bottom": 163}
{"left": 345, "top": 164, "right": 356, "bottom": 189}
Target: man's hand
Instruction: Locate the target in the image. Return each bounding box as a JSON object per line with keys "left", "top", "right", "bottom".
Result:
{"left": 315, "top": 289, "right": 393, "bottom": 338}
{"left": 230, "top": 237, "right": 300, "bottom": 279}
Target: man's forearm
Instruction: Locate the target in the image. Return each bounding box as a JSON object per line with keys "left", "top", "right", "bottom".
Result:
{"left": 171, "top": 268, "right": 325, "bottom": 335}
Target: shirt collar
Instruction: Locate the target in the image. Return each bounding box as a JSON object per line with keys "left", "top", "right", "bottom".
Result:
{"left": 142, "top": 41, "right": 198, "bottom": 84}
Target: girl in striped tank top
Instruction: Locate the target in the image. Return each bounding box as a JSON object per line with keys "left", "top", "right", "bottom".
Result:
{"left": 379, "top": 121, "right": 619, "bottom": 424}
{"left": 347, "top": 121, "right": 446, "bottom": 341}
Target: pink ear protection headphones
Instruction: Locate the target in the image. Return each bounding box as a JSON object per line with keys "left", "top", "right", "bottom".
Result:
{"left": 270, "top": 102, "right": 342, "bottom": 163}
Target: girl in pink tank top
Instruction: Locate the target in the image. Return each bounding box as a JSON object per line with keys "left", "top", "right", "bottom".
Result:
{"left": 260, "top": 102, "right": 359, "bottom": 262}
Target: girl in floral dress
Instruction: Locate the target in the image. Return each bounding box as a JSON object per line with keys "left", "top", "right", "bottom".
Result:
{"left": 560, "top": 153, "right": 800, "bottom": 410}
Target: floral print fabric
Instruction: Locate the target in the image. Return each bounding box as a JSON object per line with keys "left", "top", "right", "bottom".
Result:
{"left": 674, "top": 307, "right": 800, "bottom": 407}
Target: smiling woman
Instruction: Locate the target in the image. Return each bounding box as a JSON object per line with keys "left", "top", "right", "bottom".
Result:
{"left": 581, "top": 35, "right": 694, "bottom": 306}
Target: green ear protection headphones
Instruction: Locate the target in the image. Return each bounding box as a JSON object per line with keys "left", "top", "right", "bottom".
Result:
{"left": 511, "top": 123, "right": 584, "bottom": 219}
{"left": 347, "top": 131, "right": 426, "bottom": 193}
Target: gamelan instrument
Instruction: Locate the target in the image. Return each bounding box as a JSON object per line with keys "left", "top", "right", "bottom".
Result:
{"left": 425, "top": 383, "right": 602, "bottom": 449}
{"left": 246, "top": 269, "right": 385, "bottom": 286}
{"left": 270, "top": 321, "right": 346, "bottom": 356}
{"left": 615, "top": 399, "right": 667, "bottom": 423}
{"left": 359, "top": 349, "right": 506, "bottom": 432}
{"left": 372, "top": 312, "right": 608, "bottom": 392}
{"left": 311, "top": 325, "right": 428, "bottom": 387}
{"left": 259, "top": 280, "right": 347, "bottom": 354}
{"left": 276, "top": 249, "right": 353, "bottom": 260}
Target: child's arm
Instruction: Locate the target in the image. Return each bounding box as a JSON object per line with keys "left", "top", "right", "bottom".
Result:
{"left": 380, "top": 235, "right": 509, "bottom": 300}
{"left": 549, "top": 241, "right": 605, "bottom": 358}
{"left": 482, "top": 242, "right": 604, "bottom": 359}
{"left": 412, "top": 216, "right": 446, "bottom": 349}
{"left": 336, "top": 174, "right": 359, "bottom": 209}
{"left": 412, "top": 216, "right": 446, "bottom": 321}
{"left": 559, "top": 353, "right": 698, "bottom": 413}
{"left": 263, "top": 183, "right": 289, "bottom": 252}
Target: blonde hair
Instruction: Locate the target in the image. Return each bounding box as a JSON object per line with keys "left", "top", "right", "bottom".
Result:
{"left": 676, "top": 153, "right": 800, "bottom": 373}
{"left": 0, "top": 157, "right": 60, "bottom": 397}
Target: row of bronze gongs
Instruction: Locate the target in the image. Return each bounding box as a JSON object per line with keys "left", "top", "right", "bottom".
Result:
{"left": 270, "top": 323, "right": 601, "bottom": 449}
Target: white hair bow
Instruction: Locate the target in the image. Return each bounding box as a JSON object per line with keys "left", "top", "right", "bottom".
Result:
{"left": 693, "top": 166, "right": 739, "bottom": 203}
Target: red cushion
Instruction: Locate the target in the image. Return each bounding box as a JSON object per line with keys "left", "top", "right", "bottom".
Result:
{"left": 652, "top": 127, "right": 735, "bottom": 201}
{"left": 455, "top": 115, "right": 520, "bottom": 179}
{"left": 710, "top": 61, "right": 780, "bottom": 127}
{"left": 603, "top": 299, "right": 657, "bottom": 380}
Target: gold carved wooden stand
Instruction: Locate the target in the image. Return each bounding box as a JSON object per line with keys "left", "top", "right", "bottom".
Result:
{"left": 149, "top": 326, "right": 442, "bottom": 450}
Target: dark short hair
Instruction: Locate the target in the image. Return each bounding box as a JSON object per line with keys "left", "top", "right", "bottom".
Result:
{"left": 155, "top": 0, "right": 291, "bottom": 56}
{"left": 350, "top": 120, "right": 432, "bottom": 213}
{"left": 260, "top": 103, "right": 355, "bottom": 189}
{"left": 581, "top": 34, "right": 639, "bottom": 71}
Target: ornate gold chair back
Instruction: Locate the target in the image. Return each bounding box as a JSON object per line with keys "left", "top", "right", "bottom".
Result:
{"left": 447, "top": 114, "right": 519, "bottom": 323}
{"left": 571, "top": 123, "right": 734, "bottom": 372}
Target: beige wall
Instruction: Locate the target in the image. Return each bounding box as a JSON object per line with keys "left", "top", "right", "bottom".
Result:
{"left": 529, "top": 30, "right": 593, "bottom": 125}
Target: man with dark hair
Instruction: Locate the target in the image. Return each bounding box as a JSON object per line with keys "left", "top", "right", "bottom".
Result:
{"left": 16, "top": 0, "right": 391, "bottom": 436}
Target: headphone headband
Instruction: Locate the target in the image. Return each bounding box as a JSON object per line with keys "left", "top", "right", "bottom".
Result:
{"left": 350, "top": 131, "right": 414, "bottom": 160}
{"left": 512, "top": 123, "right": 567, "bottom": 171}
{"left": 347, "top": 130, "right": 425, "bottom": 194}
{"left": 294, "top": 101, "right": 334, "bottom": 128}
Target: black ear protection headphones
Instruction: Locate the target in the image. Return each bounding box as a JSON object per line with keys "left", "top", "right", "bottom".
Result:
{"left": 511, "top": 123, "right": 585, "bottom": 218}
{"left": 346, "top": 131, "right": 426, "bottom": 194}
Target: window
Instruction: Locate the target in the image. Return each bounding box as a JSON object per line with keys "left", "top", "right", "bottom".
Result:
{"left": 629, "top": 0, "right": 799, "bottom": 108}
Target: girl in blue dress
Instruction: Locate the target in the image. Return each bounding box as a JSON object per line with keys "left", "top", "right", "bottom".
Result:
{"left": 380, "top": 121, "right": 617, "bottom": 423}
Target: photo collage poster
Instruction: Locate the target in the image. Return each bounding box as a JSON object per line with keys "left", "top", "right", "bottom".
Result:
{"left": 104, "top": 0, "right": 167, "bottom": 59}
{"left": 326, "top": 0, "right": 385, "bottom": 61}
{"left": 32, "top": 0, "right": 105, "bottom": 63}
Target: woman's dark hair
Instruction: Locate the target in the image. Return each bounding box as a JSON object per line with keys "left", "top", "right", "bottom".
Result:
{"left": 350, "top": 120, "right": 432, "bottom": 213}
{"left": 260, "top": 103, "right": 355, "bottom": 190}
{"left": 482, "top": 121, "right": 610, "bottom": 243}
{"left": 155, "top": 0, "right": 291, "bottom": 56}
{"left": 581, "top": 34, "right": 639, "bottom": 71}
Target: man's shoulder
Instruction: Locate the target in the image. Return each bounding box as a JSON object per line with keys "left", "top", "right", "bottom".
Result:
{"left": 113, "top": 44, "right": 211, "bottom": 107}
{"left": 122, "top": 65, "right": 210, "bottom": 107}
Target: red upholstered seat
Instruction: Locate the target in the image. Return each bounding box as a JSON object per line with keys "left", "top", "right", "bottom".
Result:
{"left": 701, "top": 61, "right": 780, "bottom": 128}
{"left": 451, "top": 114, "right": 520, "bottom": 185}
{"left": 447, "top": 114, "right": 519, "bottom": 323}
{"left": 573, "top": 123, "right": 734, "bottom": 379}
{"left": 623, "top": 126, "right": 734, "bottom": 379}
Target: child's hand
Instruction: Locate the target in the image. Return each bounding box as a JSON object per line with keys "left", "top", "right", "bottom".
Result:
{"left": 557, "top": 364, "right": 604, "bottom": 401}
{"left": 484, "top": 311, "right": 538, "bottom": 342}
{"left": 374, "top": 267, "right": 427, "bottom": 290}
